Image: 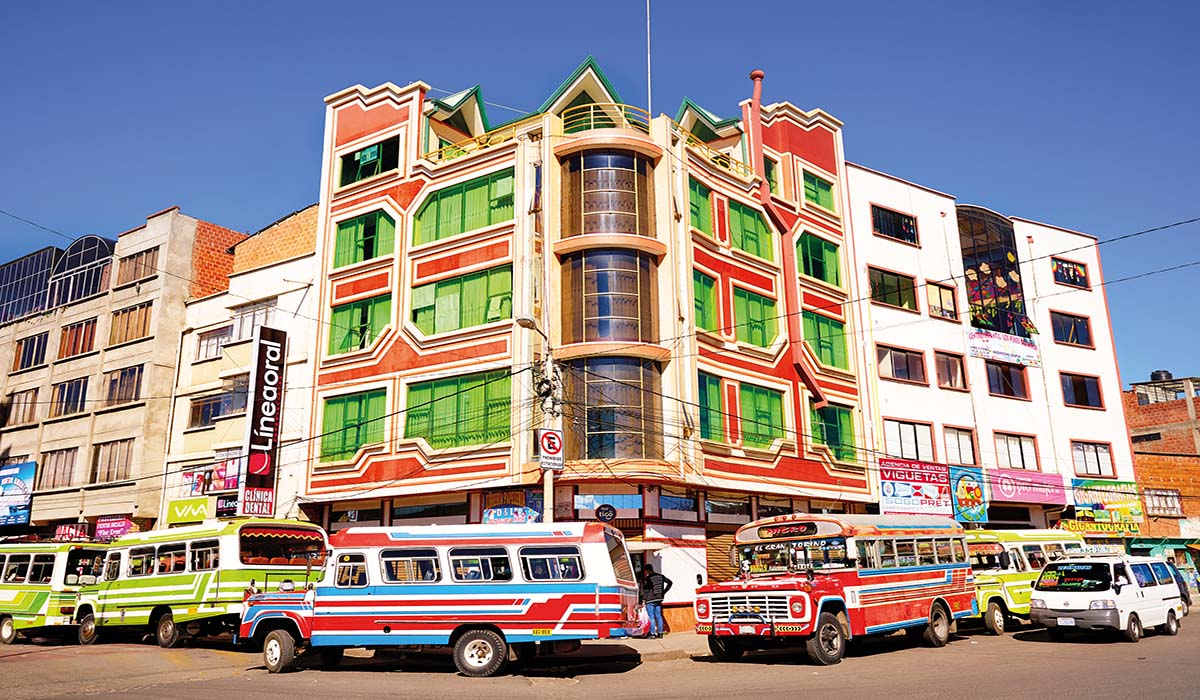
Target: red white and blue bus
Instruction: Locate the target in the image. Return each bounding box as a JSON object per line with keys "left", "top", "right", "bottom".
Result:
{"left": 239, "top": 522, "right": 639, "bottom": 677}
{"left": 695, "top": 514, "right": 975, "bottom": 665}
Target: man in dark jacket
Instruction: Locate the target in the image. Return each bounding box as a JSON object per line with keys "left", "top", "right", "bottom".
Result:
{"left": 641, "top": 565, "right": 673, "bottom": 638}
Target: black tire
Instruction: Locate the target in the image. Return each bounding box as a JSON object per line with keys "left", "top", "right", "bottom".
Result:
{"left": 453, "top": 629, "right": 508, "bottom": 678}
{"left": 263, "top": 629, "right": 297, "bottom": 673}
{"left": 805, "top": 612, "right": 845, "bottom": 666}
{"left": 922, "top": 603, "right": 951, "bottom": 648}
{"left": 78, "top": 613, "right": 100, "bottom": 646}
{"left": 1123, "top": 614, "right": 1142, "bottom": 643}
{"left": 1047, "top": 627, "right": 1066, "bottom": 642}
{"left": 319, "top": 647, "right": 345, "bottom": 668}
{"left": 707, "top": 636, "right": 745, "bottom": 661}
{"left": 1158, "top": 610, "right": 1179, "bottom": 637}
{"left": 0, "top": 616, "right": 16, "bottom": 645}
{"left": 155, "top": 612, "right": 180, "bottom": 649}
{"left": 1181, "top": 599, "right": 1190, "bottom": 618}
{"left": 983, "top": 601, "right": 1006, "bottom": 636}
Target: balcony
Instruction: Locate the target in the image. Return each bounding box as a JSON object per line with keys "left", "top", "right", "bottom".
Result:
{"left": 675, "top": 125, "right": 756, "bottom": 181}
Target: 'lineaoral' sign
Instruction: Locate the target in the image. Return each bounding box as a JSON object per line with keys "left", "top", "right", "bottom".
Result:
{"left": 238, "top": 326, "right": 287, "bottom": 517}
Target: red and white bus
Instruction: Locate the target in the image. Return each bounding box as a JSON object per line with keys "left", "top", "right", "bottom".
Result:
{"left": 694, "top": 514, "right": 976, "bottom": 665}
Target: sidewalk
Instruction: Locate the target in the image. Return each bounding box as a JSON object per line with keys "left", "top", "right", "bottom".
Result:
{"left": 577, "top": 632, "right": 709, "bottom": 663}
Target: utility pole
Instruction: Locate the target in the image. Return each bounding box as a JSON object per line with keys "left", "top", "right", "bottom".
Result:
{"left": 517, "top": 315, "right": 560, "bottom": 523}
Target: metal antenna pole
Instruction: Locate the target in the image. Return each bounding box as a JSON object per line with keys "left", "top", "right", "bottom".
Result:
{"left": 646, "top": 0, "right": 652, "bottom": 116}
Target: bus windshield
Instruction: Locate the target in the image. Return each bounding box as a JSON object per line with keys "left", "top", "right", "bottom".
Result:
{"left": 1034, "top": 562, "right": 1112, "bottom": 592}
{"left": 65, "top": 548, "right": 107, "bottom": 585}
{"left": 969, "top": 543, "right": 1009, "bottom": 572}
{"left": 737, "top": 537, "right": 851, "bottom": 575}
{"left": 239, "top": 526, "right": 325, "bottom": 566}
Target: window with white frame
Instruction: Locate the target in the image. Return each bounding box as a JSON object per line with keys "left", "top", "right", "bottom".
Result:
{"left": 196, "top": 326, "right": 233, "bottom": 361}
{"left": 1144, "top": 489, "right": 1183, "bottom": 517}
{"left": 1071, "top": 441, "right": 1114, "bottom": 477}
{"left": 944, "top": 427, "right": 976, "bottom": 465}
{"left": 884, "top": 419, "right": 934, "bottom": 461}
{"left": 231, "top": 299, "right": 276, "bottom": 341}
{"left": 996, "top": 433, "right": 1038, "bottom": 470}
{"left": 37, "top": 448, "right": 78, "bottom": 489}
{"left": 91, "top": 438, "right": 134, "bottom": 483}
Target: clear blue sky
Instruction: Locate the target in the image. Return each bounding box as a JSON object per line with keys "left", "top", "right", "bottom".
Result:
{"left": 1, "top": 1, "right": 1196, "bottom": 385}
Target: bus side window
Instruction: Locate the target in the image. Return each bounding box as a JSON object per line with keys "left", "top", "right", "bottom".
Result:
{"left": 896, "top": 541, "right": 917, "bottom": 568}
{"left": 335, "top": 553, "right": 368, "bottom": 588}
{"left": 380, "top": 549, "right": 441, "bottom": 583}
{"left": 3, "top": 554, "right": 30, "bottom": 583}
{"left": 104, "top": 552, "right": 122, "bottom": 581}
{"left": 952, "top": 539, "right": 967, "bottom": 564}
{"left": 520, "top": 546, "right": 584, "bottom": 581}
{"left": 856, "top": 540, "right": 876, "bottom": 569}
{"left": 1044, "top": 543, "right": 1065, "bottom": 561}
{"left": 191, "top": 540, "right": 220, "bottom": 571}
{"left": 1023, "top": 545, "right": 1048, "bottom": 570}
{"left": 128, "top": 547, "right": 155, "bottom": 577}
{"left": 157, "top": 543, "right": 187, "bottom": 574}
{"left": 917, "top": 540, "right": 936, "bottom": 566}
{"left": 29, "top": 554, "right": 55, "bottom": 584}
{"left": 878, "top": 540, "right": 897, "bottom": 568}
{"left": 934, "top": 539, "right": 953, "bottom": 564}
{"left": 1007, "top": 548, "right": 1027, "bottom": 572}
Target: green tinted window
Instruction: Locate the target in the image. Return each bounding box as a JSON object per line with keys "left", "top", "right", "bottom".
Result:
{"left": 329, "top": 295, "right": 391, "bottom": 355}
{"left": 740, "top": 383, "right": 784, "bottom": 448}
{"left": 414, "top": 169, "right": 515, "bottom": 244}
{"left": 412, "top": 265, "right": 512, "bottom": 335}
{"left": 803, "top": 172, "right": 835, "bottom": 211}
{"left": 689, "top": 178, "right": 712, "bottom": 235}
{"left": 810, "top": 402, "right": 855, "bottom": 462}
{"left": 699, "top": 372, "right": 723, "bottom": 442}
{"left": 321, "top": 390, "right": 387, "bottom": 461}
{"left": 404, "top": 370, "right": 511, "bottom": 448}
{"left": 733, "top": 288, "right": 777, "bottom": 347}
{"left": 334, "top": 211, "right": 395, "bottom": 268}
{"left": 729, "top": 201, "right": 773, "bottom": 261}
{"left": 799, "top": 233, "right": 840, "bottom": 287}
{"left": 802, "top": 311, "right": 847, "bottom": 369}
{"left": 693, "top": 270, "right": 718, "bottom": 332}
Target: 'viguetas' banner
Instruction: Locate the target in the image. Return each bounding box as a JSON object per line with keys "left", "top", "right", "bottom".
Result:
{"left": 879, "top": 458, "right": 952, "bottom": 517}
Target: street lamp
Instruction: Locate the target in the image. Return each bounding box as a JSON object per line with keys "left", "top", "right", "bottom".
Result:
{"left": 515, "top": 314, "right": 558, "bottom": 523}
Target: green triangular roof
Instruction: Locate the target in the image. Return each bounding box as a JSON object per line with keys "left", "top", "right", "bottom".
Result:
{"left": 536, "top": 56, "right": 623, "bottom": 113}
{"left": 675, "top": 97, "right": 742, "bottom": 141}
{"left": 428, "top": 85, "right": 492, "bottom": 132}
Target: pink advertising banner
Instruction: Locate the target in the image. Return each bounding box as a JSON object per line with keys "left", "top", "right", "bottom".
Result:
{"left": 990, "top": 468, "right": 1067, "bottom": 505}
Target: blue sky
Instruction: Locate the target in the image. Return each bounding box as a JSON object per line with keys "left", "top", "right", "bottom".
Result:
{"left": 1, "top": 1, "right": 1196, "bottom": 385}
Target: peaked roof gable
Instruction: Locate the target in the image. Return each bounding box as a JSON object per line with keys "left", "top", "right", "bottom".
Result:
{"left": 537, "top": 56, "right": 623, "bottom": 114}
{"left": 428, "top": 85, "right": 491, "bottom": 134}
{"left": 675, "top": 97, "right": 742, "bottom": 142}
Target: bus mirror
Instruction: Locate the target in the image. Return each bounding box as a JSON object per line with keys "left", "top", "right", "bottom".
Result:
{"left": 999, "top": 551, "right": 1012, "bottom": 570}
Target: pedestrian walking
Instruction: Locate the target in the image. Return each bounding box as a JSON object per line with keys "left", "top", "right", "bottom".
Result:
{"left": 641, "top": 564, "right": 673, "bottom": 638}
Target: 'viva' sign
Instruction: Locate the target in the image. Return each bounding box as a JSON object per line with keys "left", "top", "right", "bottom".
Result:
{"left": 238, "top": 326, "right": 287, "bottom": 517}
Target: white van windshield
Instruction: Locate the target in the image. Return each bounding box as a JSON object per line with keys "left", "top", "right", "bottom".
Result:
{"left": 1035, "top": 562, "right": 1112, "bottom": 592}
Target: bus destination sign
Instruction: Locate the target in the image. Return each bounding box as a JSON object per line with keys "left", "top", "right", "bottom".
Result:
{"left": 757, "top": 522, "right": 817, "bottom": 539}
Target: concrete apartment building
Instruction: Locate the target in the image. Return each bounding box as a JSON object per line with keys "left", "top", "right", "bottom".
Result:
{"left": 159, "top": 205, "right": 320, "bottom": 527}
{"left": 0, "top": 207, "right": 245, "bottom": 537}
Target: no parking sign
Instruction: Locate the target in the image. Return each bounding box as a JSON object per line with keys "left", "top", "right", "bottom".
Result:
{"left": 536, "top": 428, "right": 564, "bottom": 471}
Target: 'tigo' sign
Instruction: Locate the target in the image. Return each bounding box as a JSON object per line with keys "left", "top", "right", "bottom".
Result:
{"left": 238, "top": 326, "right": 287, "bottom": 517}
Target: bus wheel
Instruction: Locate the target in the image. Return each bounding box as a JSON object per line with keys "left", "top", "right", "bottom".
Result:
{"left": 805, "top": 612, "right": 845, "bottom": 666}
{"left": 155, "top": 613, "right": 181, "bottom": 648}
{"left": 0, "top": 616, "right": 17, "bottom": 645}
{"left": 263, "top": 630, "right": 296, "bottom": 673}
{"left": 983, "top": 601, "right": 1006, "bottom": 636}
{"left": 319, "top": 647, "right": 345, "bottom": 668}
{"left": 453, "top": 629, "right": 508, "bottom": 678}
{"left": 922, "top": 604, "right": 951, "bottom": 648}
{"left": 707, "top": 636, "right": 744, "bottom": 661}
{"left": 78, "top": 613, "right": 100, "bottom": 646}
{"left": 1123, "top": 614, "right": 1142, "bottom": 643}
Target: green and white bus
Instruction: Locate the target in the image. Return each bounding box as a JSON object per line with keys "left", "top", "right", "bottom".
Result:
{"left": 75, "top": 518, "right": 326, "bottom": 647}
{"left": 965, "top": 529, "right": 1085, "bottom": 635}
{"left": 1, "top": 541, "right": 108, "bottom": 644}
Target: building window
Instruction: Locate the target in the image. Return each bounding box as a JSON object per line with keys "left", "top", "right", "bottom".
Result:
{"left": 232, "top": 299, "right": 276, "bottom": 341}
{"left": 2, "top": 455, "right": 31, "bottom": 466}
{"left": 1050, "top": 311, "right": 1093, "bottom": 347}
{"left": 562, "top": 250, "right": 656, "bottom": 344}
{"left": 412, "top": 266, "right": 511, "bottom": 336}
{"left": 36, "top": 448, "right": 77, "bottom": 489}
{"left": 47, "top": 236, "right": 112, "bottom": 307}
{"left": 659, "top": 486, "right": 698, "bottom": 518}
{"left": 339, "top": 135, "right": 400, "bottom": 187}
{"left": 871, "top": 205, "right": 918, "bottom": 245}
{"left": 329, "top": 294, "right": 391, "bottom": 355}
{"left": 562, "top": 151, "right": 654, "bottom": 238}
{"left": 1052, "top": 258, "right": 1089, "bottom": 289}
{"left": 3, "top": 389, "right": 38, "bottom": 426}
{"left": 11, "top": 332, "right": 48, "bottom": 372}
{"left": 958, "top": 207, "right": 1031, "bottom": 338}
{"left": 996, "top": 433, "right": 1038, "bottom": 470}
{"left": 91, "top": 438, "right": 133, "bottom": 483}
{"left": 1144, "top": 489, "right": 1183, "bottom": 517}
{"left": 944, "top": 427, "right": 976, "bottom": 465}
{"left": 1061, "top": 373, "right": 1103, "bottom": 409}
{"left": 693, "top": 270, "right": 718, "bottom": 332}
{"left": 1131, "top": 432, "right": 1161, "bottom": 444}
{"left": 868, "top": 268, "right": 918, "bottom": 310}
{"left": 688, "top": 178, "right": 712, "bottom": 235}
{"left": 877, "top": 345, "right": 926, "bottom": 384}
{"left": 196, "top": 326, "right": 233, "bottom": 361}
{"left": 334, "top": 211, "right": 395, "bottom": 268}
{"left": 733, "top": 288, "right": 777, "bottom": 348}
{"left": 728, "top": 200, "right": 773, "bottom": 261}
{"left": 404, "top": 371, "right": 511, "bottom": 450}
{"left": 116, "top": 246, "right": 159, "bottom": 285}
{"left": 927, "top": 283, "right": 958, "bottom": 320}
{"left": 802, "top": 311, "right": 848, "bottom": 369}
{"left": 58, "top": 318, "right": 97, "bottom": 360}
{"left": 698, "top": 372, "right": 723, "bottom": 441}
{"left": 935, "top": 352, "right": 966, "bottom": 390}
{"left": 322, "top": 389, "right": 388, "bottom": 461}
{"left": 764, "top": 158, "right": 780, "bottom": 194}
{"left": 884, "top": 419, "right": 934, "bottom": 461}
{"left": 102, "top": 365, "right": 144, "bottom": 407}
{"left": 563, "top": 358, "right": 662, "bottom": 460}
{"left": 986, "top": 361, "right": 1028, "bottom": 399}
{"left": 188, "top": 377, "right": 248, "bottom": 428}
{"left": 803, "top": 172, "right": 835, "bottom": 211}
{"left": 798, "top": 233, "right": 840, "bottom": 287}
{"left": 740, "top": 383, "right": 784, "bottom": 449}
{"left": 1071, "top": 441, "right": 1113, "bottom": 477}
{"left": 414, "top": 168, "right": 515, "bottom": 245}
{"left": 49, "top": 377, "right": 88, "bottom": 418}
{"left": 811, "top": 402, "right": 855, "bottom": 463}
{"left": 108, "top": 302, "right": 152, "bottom": 345}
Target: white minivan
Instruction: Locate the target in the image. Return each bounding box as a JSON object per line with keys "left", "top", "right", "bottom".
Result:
{"left": 1029, "top": 554, "right": 1185, "bottom": 642}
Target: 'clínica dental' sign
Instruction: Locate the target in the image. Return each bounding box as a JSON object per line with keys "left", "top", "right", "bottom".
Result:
{"left": 238, "top": 325, "right": 287, "bottom": 517}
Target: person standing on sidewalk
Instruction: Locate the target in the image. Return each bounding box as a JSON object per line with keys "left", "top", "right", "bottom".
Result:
{"left": 641, "top": 565, "right": 673, "bottom": 638}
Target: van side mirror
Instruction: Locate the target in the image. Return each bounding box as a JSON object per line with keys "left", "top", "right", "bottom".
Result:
{"left": 999, "top": 551, "right": 1011, "bottom": 570}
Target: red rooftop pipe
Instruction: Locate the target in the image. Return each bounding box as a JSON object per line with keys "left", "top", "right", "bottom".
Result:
{"left": 748, "top": 69, "right": 767, "bottom": 201}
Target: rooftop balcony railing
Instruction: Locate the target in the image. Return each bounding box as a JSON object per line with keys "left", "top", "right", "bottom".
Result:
{"left": 675, "top": 125, "right": 755, "bottom": 180}
{"left": 422, "top": 113, "right": 542, "bottom": 163}
{"left": 560, "top": 103, "right": 651, "bottom": 134}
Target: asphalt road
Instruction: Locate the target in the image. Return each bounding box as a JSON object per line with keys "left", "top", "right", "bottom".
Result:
{"left": 2, "top": 624, "right": 1197, "bottom": 700}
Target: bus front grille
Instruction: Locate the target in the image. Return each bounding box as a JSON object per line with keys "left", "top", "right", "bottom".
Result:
{"left": 709, "top": 594, "right": 789, "bottom": 619}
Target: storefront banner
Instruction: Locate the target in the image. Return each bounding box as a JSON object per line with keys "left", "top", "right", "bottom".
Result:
{"left": 879, "top": 458, "right": 953, "bottom": 517}
{"left": 1058, "top": 519, "right": 1140, "bottom": 538}
{"left": 55, "top": 523, "right": 91, "bottom": 540}
{"left": 1071, "top": 479, "right": 1144, "bottom": 524}
{"left": 166, "top": 496, "right": 210, "bottom": 526}
{"left": 216, "top": 493, "right": 239, "bottom": 518}
{"left": 94, "top": 516, "right": 134, "bottom": 540}
{"left": 238, "top": 326, "right": 287, "bottom": 517}
{"left": 481, "top": 504, "right": 541, "bottom": 524}
{"left": 991, "top": 468, "right": 1067, "bottom": 505}
{"left": 0, "top": 461, "right": 36, "bottom": 526}
{"left": 950, "top": 465, "right": 988, "bottom": 523}
{"left": 967, "top": 329, "right": 1041, "bottom": 367}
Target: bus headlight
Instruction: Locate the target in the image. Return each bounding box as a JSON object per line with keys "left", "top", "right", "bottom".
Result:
{"left": 1029, "top": 598, "right": 1046, "bottom": 609}
{"left": 788, "top": 597, "right": 806, "bottom": 618}
{"left": 695, "top": 600, "right": 710, "bottom": 618}
{"left": 1089, "top": 600, "right": 1116, "bottom": 610}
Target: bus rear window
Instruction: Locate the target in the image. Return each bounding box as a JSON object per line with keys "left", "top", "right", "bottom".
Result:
{"left": 239, "top": 526, "right": 325, "bottom": 566}
{"left": 1035, "top": 562, "right": 1112, "bottom": 592}
{"left": 605, "top": 531, "right": 634, "bottom": 582}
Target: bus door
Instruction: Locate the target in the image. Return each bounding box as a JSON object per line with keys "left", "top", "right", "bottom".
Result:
{"left": 98, "top": 551, "right": 123, "bottom": 621}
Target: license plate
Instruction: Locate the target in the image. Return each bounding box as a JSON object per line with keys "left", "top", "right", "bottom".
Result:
{"left": 738, "top": 625, "right": 756, "bottom": 634}
{"left": 1057, "top": 617, "right": 1076, "bottom": 627}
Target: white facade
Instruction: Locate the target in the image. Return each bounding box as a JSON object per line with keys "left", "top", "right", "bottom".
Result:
{"left": 847, "top": 163, "right": 1134, "bottom": 528}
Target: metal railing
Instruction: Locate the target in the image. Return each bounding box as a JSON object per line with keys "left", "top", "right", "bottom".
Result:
{"left": 560, "top": 103, "right": 651, "bottom": 135}
{"left": 676, "top": 125, "right": 756, "bottom": 180}
{"left": 422, "top": 113, "right": 543, "bottom": 163}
